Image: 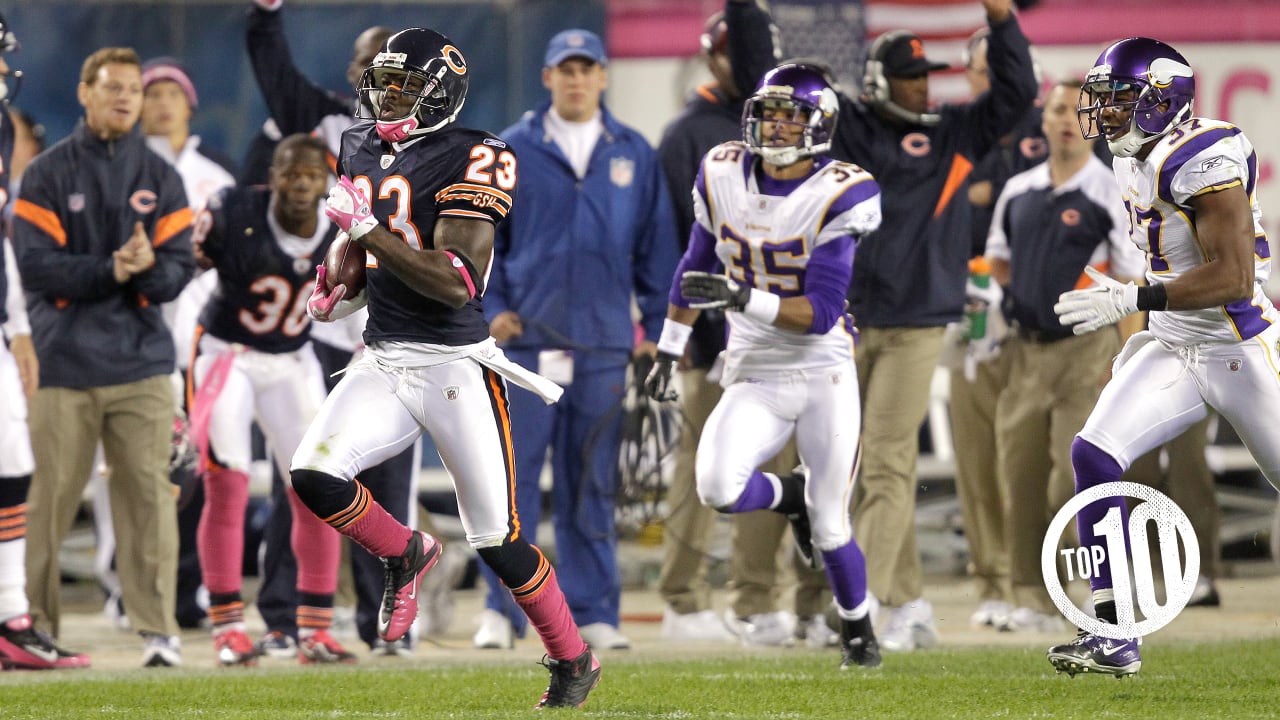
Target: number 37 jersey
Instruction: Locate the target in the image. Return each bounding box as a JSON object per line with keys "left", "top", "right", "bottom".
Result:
{"left": 693, "top": 141, "right": 881, "bottom": 377}
{"left": 336, "top": 122, "right": 516, "bottom": 348}
{"left": 1115, "top": 118, "right": 1277, "bottom": 344}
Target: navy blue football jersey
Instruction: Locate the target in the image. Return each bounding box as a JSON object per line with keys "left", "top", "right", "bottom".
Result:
{"left": 194, "top": 186, "right": 337, "bottom": 353}
{"left": 335, "top": 121, "right": 515, "bottom": 347}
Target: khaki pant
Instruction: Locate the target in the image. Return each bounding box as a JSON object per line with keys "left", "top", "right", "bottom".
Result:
{"left": 658, "top": 368, "right": 830, "bottom": 618}
{"left": 852, "top": 326, "right": 945, "bottom": 607}
{"left": 1123, "top": 415, "right": 1220, "bottom": 580}
{"left": 997, "top": 330, "right": 1117, "bottom": 613}
{"left": 948, "top": 350, "right": 1015, "bottom": 605}
{"left": 26, "top": 375, "right": 178, "bottom": 638}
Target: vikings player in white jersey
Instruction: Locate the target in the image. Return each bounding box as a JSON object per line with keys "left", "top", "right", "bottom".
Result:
{"left": 1048, "top": 37, "right": 1280, "bottom": 678}
{"left": 645, "top": 62, "right": 883, "bottom": 669}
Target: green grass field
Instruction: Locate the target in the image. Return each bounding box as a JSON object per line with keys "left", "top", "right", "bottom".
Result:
{"left": 3, "top": 640, "right": 1277, "bottom": 719}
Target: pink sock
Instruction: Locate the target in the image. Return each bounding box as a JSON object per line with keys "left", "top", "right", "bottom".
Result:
{"left": 198, "top": 468, "right": 249, "bottom": 593}
{"left": 514, "top": 562, "right": 588, "bottom": 660}
{"left": 289, "top": 487, "right": 340, "bottom": 593}
{"left": 334, "top": 482, "right": 412, "bottom": 558}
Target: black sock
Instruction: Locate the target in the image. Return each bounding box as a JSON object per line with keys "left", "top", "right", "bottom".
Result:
{"left": 842, "top": 615, "right": 874, "bottom": 642}
{"left": 1095, "top": 600, "right": 1117, "bottom": 625}
{"left": 774, "top": 473, "right": 804, "bottom": 516}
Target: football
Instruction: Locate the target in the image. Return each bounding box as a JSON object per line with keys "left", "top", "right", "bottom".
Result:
{"left": 323, "top": 232, "right": 367, "bottom": 294}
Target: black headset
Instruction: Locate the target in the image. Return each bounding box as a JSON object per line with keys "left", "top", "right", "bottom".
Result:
{"left": 862, "top": 30, "right": 941, "bottom": 126}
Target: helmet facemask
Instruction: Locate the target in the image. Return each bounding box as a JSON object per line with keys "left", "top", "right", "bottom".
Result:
{"left": 741, "top": 64, "right": 838, "bottom": 168}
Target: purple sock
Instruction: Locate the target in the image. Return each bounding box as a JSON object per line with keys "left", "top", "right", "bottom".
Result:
{"left": 1070, "top": 437, "right": 1127, "bottom": 593}
{"left": 821, "top": 540, "right": 868, "bottom": 612}
{"left": 730, "top": 471, "right": 778, "bottom": 512}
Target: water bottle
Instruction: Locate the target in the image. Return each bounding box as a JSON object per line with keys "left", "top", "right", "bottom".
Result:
{"left": 967, "top": 257, "right": 991, "bottom": 341}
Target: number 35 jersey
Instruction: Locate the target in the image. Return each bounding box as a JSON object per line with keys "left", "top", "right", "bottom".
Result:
{"left": 336, "top": 121, "right": 516, "bottom": 348}
{"left": 1114, "top": 118, "right": 1277, "bottom": 344}
{"left": 693, "top": 141, "right": 881, "bottom": 378}
{"left": 195, "top": 186, "right": 337, "bottom": 353}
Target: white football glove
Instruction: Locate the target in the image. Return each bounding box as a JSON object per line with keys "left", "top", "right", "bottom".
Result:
{"left": 1053, "top": 266, "right": 1139, "bottom": 335}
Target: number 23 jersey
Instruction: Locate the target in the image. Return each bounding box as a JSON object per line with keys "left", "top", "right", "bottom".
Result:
{"left": 336, "top": 121, "right": 516, "bottom": 347}
{"left": 693, "top": 141, "right": 881, "bottom": 377}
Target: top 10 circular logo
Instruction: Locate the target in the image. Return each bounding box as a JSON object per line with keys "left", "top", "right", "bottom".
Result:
{"left": 1041, "top": 482, "right": 1199, "bottom": 640}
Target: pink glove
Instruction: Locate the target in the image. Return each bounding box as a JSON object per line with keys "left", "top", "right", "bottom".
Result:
{"left": 252, "top": 0, "right": 283, "bottom": 11}
{"left": 324, "top": 175, "right": 377, "bottom": 241}
{"left": 307, "top": 265, "right": 348, "bottom": 321}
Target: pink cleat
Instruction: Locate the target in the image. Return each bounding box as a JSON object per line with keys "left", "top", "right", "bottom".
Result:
{"left": 0, "top": 614, "right": 90, "bottom": 670}
{"left": 378, "top": 531, "right": 441, "bottom": 642}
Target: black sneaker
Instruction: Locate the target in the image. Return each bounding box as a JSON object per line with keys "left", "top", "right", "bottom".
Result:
{"left": 786, "top": 508, "right": 817, "bottom": 569}
{"left": 1047, "top": 629, "right": 1141, "bottom": 677}
{"left": 378, "top": 531, "right": 441, "bottom": 642}
{"left": 838, "top": 618, "right": 881, "bottom": 669}
{"left": 782, "top": 470, "right": 817, "bottom": 569}
{"left": 537, "top": 649, "right": 601, "bottom": 709}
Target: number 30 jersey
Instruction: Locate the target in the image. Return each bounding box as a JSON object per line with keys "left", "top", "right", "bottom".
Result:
{"left": 195, "top": 186, "right": 336, "bottom": 353}
{"left": 692, "top": 141, "right": 881, "bottom": 378}
{"left": 1114, "top": 117, "right": 1277, "bottom": 344}
{"left": 336, "top": 121, "right": 516, "bottom": 348}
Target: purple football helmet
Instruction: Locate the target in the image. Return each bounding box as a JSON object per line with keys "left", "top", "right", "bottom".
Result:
{"left": 742, "top": 62, "right": 839, "bottom": 166}
{"left": 1077, "top": 37, "right": 1195, "bottom": 158}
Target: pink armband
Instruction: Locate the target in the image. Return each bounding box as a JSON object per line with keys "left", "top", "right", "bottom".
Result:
{"left": 442, "top": 250, "right": 477, "bottom": 300}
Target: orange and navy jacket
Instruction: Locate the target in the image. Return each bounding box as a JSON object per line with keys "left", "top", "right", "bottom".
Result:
{"left": 11, "top": 121, "right": 195, "bottom": 388}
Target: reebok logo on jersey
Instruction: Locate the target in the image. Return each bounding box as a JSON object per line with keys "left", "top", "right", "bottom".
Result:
{"left": 1199, "top": 156, "right": 1224, "bottom": 172}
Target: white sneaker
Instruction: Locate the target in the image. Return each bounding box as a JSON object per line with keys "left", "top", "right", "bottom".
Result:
{"left": 661, "top": 607, "right": 734, "bottom": 642}
{"left": 969, "top": 599, "right": 1013, "bottom": 628}
{"left": 727, "top": 611, "right": 796, "bottom": 648}
{"left": 797, "top": 614, "right": 840, "bottom": 648}
{"left": 142, "top": 634, "right": 182, "bottom": 667}
{"left": 997, "top": 607, "right": 1067, "bottom": 634}
{"left": 472, "top": 609, "right": 515, "bottom": 649}
{"left": 579, "top": 622, "right": 631, "bottom": 650}
{"left": 879, "top": 598, "right": 938, "bottom": 652}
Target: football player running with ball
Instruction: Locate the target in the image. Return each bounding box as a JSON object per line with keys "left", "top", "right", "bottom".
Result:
{"left": 291, "top": 28, "right": 600, "bottom": 708}
{"left": 646, "top": 62, "right": 884, "bottom": 669}
{"left": 1048, "top": 37, "right": 1280, "bottom": 677}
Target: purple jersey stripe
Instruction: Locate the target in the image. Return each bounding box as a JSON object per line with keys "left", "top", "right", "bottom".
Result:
{"left": 1157, "top": 126, "right": 1242, "bottom": 205}
{"left": 821, "top": 178, "right": 879, "bottom": 234}
{"left": 1256, "top": 234, "right": 1271, "bottom": 260}
{"left": 1223, "top": 297, "right": 1272, "bottom": 340}
{"left": 1246, "top": 149, "right": 1258, "bottom": 198}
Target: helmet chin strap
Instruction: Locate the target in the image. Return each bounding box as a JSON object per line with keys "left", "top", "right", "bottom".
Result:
{"left": 376, "top": 117, "right": 419, "bottom": 143}
{"left": 1107, "top": 124, "right": 1162, "bottom": 158}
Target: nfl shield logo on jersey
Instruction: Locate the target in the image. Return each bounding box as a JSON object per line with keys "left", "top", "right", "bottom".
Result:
{"left": 443, "top": 385, "right": 460, "bottom": 401}
{"left": 381, "top": 154, "right": 394, "bottom": 169}
{"left": 610, "top": 157, "right": 634, "bottom": 188}
{"left": 68, "top": 193, "right": 85, "bottom": 212}
{"left": 1227, "top": 358, "right": 1242, "bottom": 372}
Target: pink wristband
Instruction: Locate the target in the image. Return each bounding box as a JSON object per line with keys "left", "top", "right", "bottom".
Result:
{"left": 442, "top": 251, "right": 477, "bottom": 299}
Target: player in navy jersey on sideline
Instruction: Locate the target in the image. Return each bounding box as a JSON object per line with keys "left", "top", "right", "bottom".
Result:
{"left": 290, "top": 28, "right": 600, "bottom": 708}
{"left": 188, "top": 133, "right": 355, "bottom": 667}
{"left": 646, "top": 62, "right": 883, "bottom": 669}
{"left": 1049, "top": 37, "right": 1280, "bottom": 677}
